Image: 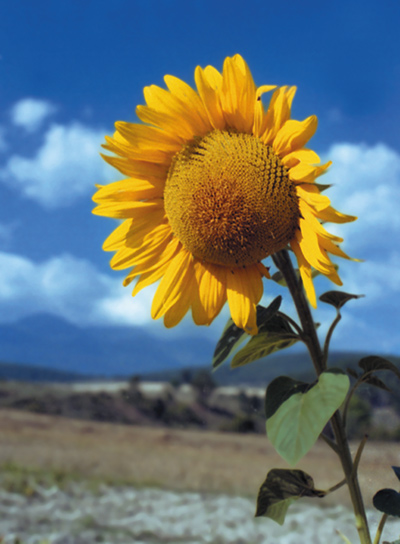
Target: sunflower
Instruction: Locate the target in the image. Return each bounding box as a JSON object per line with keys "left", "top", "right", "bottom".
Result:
{"left": 93, "top": 54, "right": 355, "bottom": 335}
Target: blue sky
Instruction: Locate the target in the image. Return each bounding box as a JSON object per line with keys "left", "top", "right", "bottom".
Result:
{"left": 1, "top": 0, "right": 400, "bottom": 374}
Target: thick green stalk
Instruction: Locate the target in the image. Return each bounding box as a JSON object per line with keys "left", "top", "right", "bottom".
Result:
{"left": 272, "top": 250, "right": 372, "bottom": 544}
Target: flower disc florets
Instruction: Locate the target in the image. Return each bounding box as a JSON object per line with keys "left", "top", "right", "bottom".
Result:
{"left": 164, "top": 130, "right": 300, "bottom": 267}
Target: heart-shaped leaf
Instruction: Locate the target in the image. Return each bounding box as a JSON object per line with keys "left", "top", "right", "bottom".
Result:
{"left": 265, "top": 376, "right": 310, "bottom": 419}
{"left": 255, "top": 468, "right": 325, "bottom": 524}
{"left": 266, "top": 371, "right": 349, "bottom": 466}
{"left": 373, "top": 488, "right": 400, "bottom": 517}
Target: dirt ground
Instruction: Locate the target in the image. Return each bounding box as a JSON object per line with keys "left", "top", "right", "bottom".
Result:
{"left": 0, "top": 408, "right": 397, "bottom": 508}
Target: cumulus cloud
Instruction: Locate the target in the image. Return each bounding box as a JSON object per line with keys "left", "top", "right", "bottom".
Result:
{"left": 10, "top": 98, "right": 57, "bottom": 132}
{"left": 0, "top": 122, "right": 114, "bottom": 208}
{"left": 322, "top": 142, "right": 400, "bottom": 252}
{"left": 0, "top": 251, "right": 160, "bottom": 328}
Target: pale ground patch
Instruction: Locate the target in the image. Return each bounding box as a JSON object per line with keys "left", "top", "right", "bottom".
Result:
{"left": 0, "top": 409, "right": 397, "bottom": 509}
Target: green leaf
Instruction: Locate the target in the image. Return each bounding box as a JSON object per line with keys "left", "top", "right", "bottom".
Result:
{"left": 212, "top": 297, "right": 282, "bottom": 369}
{"left": 212, "top": 318, "right": 246, "bottom": 369}
{"left": 266, "top": 371, "right": 350, "bottom": 466}
{"left": 392, "top": 466, "right": 400, "bottom": 483}
{"left": 319, "top": 290, "right": 363, "bottom": 309}
{"left": 231, "top": 314, "right": 299, "bottom": 369}
{"left": 314, "top": 182, "right": 332, "bottom": 192}
{"left": 265, "top": 376, "right": 310, "bottom": 419}
{"left": 346, "top": 367, "right": 360, "bottom": 380}
{"left": 255, "top": 468, "right": 325, "bottom": 524}
{"left": 257, "top": 296, "right": 282, "bottom": 328}
{"left": 359, "top": 356, "right": 400, "bottom": 381}
{"left": 362, "top": 375, "right": 392, "bottom": 392}
{"left": 271, "top": 270, "right": 287, "bottom": 287}
{"left": 373, "top": 488, "right": 400, "bottom": 517}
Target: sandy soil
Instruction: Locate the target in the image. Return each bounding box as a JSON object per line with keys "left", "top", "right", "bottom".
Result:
{"left": 0, "top": 408, "right": 397, "bottom": 508}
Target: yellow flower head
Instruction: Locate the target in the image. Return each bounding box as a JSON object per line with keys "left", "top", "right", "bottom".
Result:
{"left": 93, "top": 54, "right": 356, "bottom": 334}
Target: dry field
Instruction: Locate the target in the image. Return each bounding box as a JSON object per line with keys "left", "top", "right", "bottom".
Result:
{"left": 0, "top": 408, "right": 397, "bottom": 508}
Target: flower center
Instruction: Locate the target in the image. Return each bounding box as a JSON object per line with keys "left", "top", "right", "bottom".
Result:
{"left": 164, "top": 130, "right": 300, "bottom": 267}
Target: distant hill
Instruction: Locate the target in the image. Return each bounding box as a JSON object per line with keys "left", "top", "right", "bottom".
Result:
{"left": 1, "top": 350, "right": 399, "bottom": 388}
{"left": 0, "top": 314, "right": 215, "bottom": 377}
{"left": 142, "top": 351, "right": 400, "bottom": 386}
{"left": 0, "top": 361, "right": 88, "bottom": 383}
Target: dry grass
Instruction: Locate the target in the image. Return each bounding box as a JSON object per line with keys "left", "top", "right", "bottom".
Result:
{"left": 0, "top": 408, "right": 397, "bottom": 507}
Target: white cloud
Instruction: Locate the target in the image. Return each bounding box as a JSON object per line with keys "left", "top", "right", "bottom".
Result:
{"left": 0, "top": 251, "right": 160, "bottom": 329}
{"left": 0, "top": 122, "right": 114, "bottom": 208}
{"left": 10, "top": 98, "right": 57, "bottom": 132}
{"left": 322, "top": 142, "right": 400, "bottom": 252}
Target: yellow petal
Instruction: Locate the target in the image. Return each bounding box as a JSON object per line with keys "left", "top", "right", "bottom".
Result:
{"left": 253, "top": 85, "right": 277, "bottom": 138}
{"left": 103, "top": 134, "right": 171, "bottom": 164}
{"left": 191, "top": 261, "right": 227, "bottom": 325}
{"left": 163, "top": 263, "right": 198, "bottom": 328}
{"left": 220, "top": 54, "right": 256, "bottom": 133}
{"left": 131, "top": 242, "right": 180, "bottom": 296}
{"left": 317, "top": 205, "right": 357, "bottom": 224}
{"left": 296, "top": 185, "right": 331, "bottom": 212}
{"left": 226, "top": 266, "right": 263, "bottom": 335}
{"left": 296, "top": 217, "right": 335, "bottom": 275}
{"left": 124, "top": 236, "right": 181, "bottom": 287}
{"left": 261, "top": 86, "right": 297, "bottom": 145}
{"left": 101, "top": 153, "right": 167, "bottom": 180}
{"left": 281, "top": 148, "right": 321, "bottom": 168}
{"left": 289, "top": 161, "right": 331, "bottom": 183}
{"left": 143, "top": 83, "right": 210, "bottom": 136}
{"left": 300, "top": 200, "right": 343, "bottom": 242}
{"left": 102, "top": 211, "right": 166, "bottom": 252}
{"left": 320, "top": 236, "right": 353, "bottom": 261}
{"left": 92, "top": 199, "right": 164, "bottom": 219}
{"left": 115, "top": 121, "right": 182, "bottom": 150}
{"left": 290, "top": 240, "right": 317, "bottom": 308}
{"left": 257, "top": 262, "right": 271, "bottom": 279}
{"left": 110, "top": 222, "right": 172, "bottom": 270}
{"left": 151, "top": 249, "right": 194, "bottom": 320}
{"left": 93, "top": 178, "right": 164, "bottom": 204}
{"left": 93, "top": 199, "right": 163, "bottom": 219}
{"left": 164, "top": 74, "right": 211, "bottom": 133}
{"left": 136, "top": 104, "right": 197, "bottom": 141}
{"left": 194, "top": 65, "right": 225, "bottom": 130}
{"left": 273, "top": 115, "right": 318, "bottom": 156}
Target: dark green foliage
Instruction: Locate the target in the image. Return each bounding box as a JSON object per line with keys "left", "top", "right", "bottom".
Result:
{"left": 373, "top": 489, "right": 400, "bottom": 517}
{"left": 256, "top": 469, "right": 325, "bottom": 524}
{"left": 319, "top": 290, "right": 363, "bottom": 309}
{"left": 212, "top": 297, "right": 282, "bottom": 368}
{"left": 264, "top": 376, "right": 310, "bottom": 419}
{"left": 230, "top": 314, "right": 300, "bottom": 369}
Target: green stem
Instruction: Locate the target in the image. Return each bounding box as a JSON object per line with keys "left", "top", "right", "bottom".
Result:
{"left": 272, "top": 250, "right": 372, "bottom": 544}
{"left": 373, "top": 513, "right": 388, "bottom": 544}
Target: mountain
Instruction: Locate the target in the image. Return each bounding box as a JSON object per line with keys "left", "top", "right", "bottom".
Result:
{"left": 0, "top": 361, "right": 86, "bottom": 383}
{"left": 143, "top": 351, "right": 400, "bottom": 386}
{"left": 1, "top": 314, "right": 399, "bottom": 386}
{"left": 0, "top": 314, "right": 215, "bottom": 377}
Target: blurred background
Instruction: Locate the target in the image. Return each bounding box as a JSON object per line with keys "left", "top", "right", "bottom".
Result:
{"left": 0, "top": 1, "right": 400, "bottom": 542}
